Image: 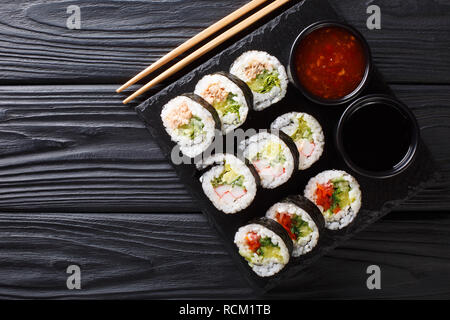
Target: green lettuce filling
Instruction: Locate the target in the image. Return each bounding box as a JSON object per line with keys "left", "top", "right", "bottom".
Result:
{"left": 211, "top": 162, "right": 245, "bottom": 188}
{"left": 214, "top": 93, "right": 241, "bottom": 122}
{"left": 247, "top": 70, "right": 280, "bottom": 94}
{"left": 255, "top": 141, "right": 286, "bottom": 165}
{"left": 290, "top": 116, "right": 313, "bottom": 142}
{"left": 177, "top": 116, "right": 204, "bottom": 140}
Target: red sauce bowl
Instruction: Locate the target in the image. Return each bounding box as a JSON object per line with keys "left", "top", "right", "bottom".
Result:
{"left": 289, "top": 21, "right": 372, "bottom": 105}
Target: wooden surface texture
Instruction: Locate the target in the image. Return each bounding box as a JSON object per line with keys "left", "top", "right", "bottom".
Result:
{"left": 0, "top": 0, "right": 448, "bottom": 299}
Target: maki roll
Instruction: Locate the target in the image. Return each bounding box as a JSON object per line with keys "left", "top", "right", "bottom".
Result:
{"left": 194, "top": 72, "right": 252, "bottom": 134}
{"left": 304, "top": 170, "right": 362, "bottom": 230}
{"left": 234, "top": 217, "right": 292, "bottom": 277}
{"left": 240, "top": 131, "right": 298, "bottom": 189}
{"left": 266, "top": 195, "right": 324, "bottom": 257}
{"left": 230, "top": 50, "right": 288, "bottom": 111}
{"left": 161, "top": 94, "right": 220, "bottom": 158}
{"left": 197, "top": 153, "right": 258, "bottom": 214}
{"left": 271, "top": 112, "right": 324, "bottom": 170}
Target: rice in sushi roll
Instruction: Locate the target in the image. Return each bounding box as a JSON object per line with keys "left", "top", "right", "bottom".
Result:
{"left": 234, "top": 217, "right": 292, "bottom": 277}
{"left": 240, "top": 131, "right": 298, "bottom": 189}
{"left": 197, "top": 153, "right": 258, "bottom": 214}
{"left": 194, "top": 72, "right": 252, "bottom": 134}
{"left": 230, "top": 50, "right": 288, "bottom": 111}
{"left": 161, "top": 94, "right": 220, "bottom": 158}
{"left": 271, "top": 112, "right": 324, "bottom": 170}
{"left": 266, "top": 195, "right": 324, "bottom": 257}
{"left": 304, "top": 170, "right": 362, "bottom": 230}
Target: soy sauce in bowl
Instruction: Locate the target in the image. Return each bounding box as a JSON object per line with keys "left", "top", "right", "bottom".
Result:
{"left": 336, "top": 95, "right": 419, "bottom": 178}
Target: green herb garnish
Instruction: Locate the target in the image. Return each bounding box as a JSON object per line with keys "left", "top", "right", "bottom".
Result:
{"left": 257, "top": 237, "right": 278, "bottom": 256}
{"left": 291, "top": 215, "right": 313, "bottom": 238}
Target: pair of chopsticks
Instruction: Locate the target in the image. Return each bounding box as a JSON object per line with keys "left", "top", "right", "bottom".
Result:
{"left": 117, "top": 0, "right": 292, "bottom": 104}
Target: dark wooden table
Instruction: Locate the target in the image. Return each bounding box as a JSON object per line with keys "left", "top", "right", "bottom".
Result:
{"left": 0, "top": 0, "right": 448, "bottom": 299}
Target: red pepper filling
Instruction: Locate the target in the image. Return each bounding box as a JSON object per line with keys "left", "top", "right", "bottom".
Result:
{"left": 245, "top": 231, "right": 261, "bottom": 252}
{"left": 275, "top": 212, "right": 296, "bottom": 240}
{"left": 315, "top": 183, "right": 334, "bottom": 212}
{"left": 314, "top": 183, "right": 342, "bottom": 214}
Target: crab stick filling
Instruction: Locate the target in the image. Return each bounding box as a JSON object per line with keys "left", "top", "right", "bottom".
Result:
{"left": 210, "top": 162, "right": 247, "bottom": 204}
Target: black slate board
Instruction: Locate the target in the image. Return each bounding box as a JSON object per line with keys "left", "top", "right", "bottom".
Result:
{"left": 136, "top": 0, "right": 438, "bottom": 292}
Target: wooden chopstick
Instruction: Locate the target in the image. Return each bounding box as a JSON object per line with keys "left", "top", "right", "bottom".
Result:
{"left": 116, "top": 0, "right": 269, "bottom": 93}
{"left": 122, "top": 0, "right": 291, "bottom": 104}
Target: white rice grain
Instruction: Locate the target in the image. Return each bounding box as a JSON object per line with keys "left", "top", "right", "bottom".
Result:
{"left": 240, "top": 131, "right": 295, "bottom": 189}
{"left": 194, "top": 73, "right": 249, "bottom": 134}
{"left": 234, "top": 223, "right": 289, "bottom": 277}
{"left": 198, "top": 154, "right": 257, "bottom": 214}
{"left": 271, "top": 112, "right": 324, "bottom": 170}
{"left": 230, "top": 51, "right": 287, "bottom": 111}
{"left": 266, "top": 202, "right": 319, "bottom": 257}
{"left": 304, "top": 170, "right": 362, "bottom": 230}
{"left": 161, "top": 95, "right": 216, "bottom": 158}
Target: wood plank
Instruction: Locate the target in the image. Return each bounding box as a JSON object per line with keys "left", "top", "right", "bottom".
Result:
{"left": 387, "top": 85, "right": 450, "bottom": 211}
{"left": 0, "top": 84, "right": 448, "bottom": 212}
{"left": 0, "top": 211, "right": 448, "bottom": 299}
{"left": 0, "top": 85, "right": 193, "bottom": 213}
{"left": 331, "top": 0, "right": 450, "bottom": 84}
{"left": 0, "top": 0, "right": 448, "bottom": 85}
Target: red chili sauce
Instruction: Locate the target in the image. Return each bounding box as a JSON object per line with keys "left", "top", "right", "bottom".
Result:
{"left": 294, "top": 26, "right": 366, "bottom": 100}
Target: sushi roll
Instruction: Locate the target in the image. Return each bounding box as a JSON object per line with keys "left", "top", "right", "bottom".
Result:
{"left": 161, "top": 94, "right": 220, "bottom": 158}
{"left": 240, "top": 131, "right": 298, "bottom": 189}
{"left": 230, "top": 50, "right": 288, "bottom": 111}
{"left": 197, "top": 153, "right": 258, "bottom": 214}
{"left": 266, "top": 195, "right": 324, "bottom": 257}
{"left": 304, "top": 170, "right": 362, "bottom": 230}
{"left": 271, "top": 112, "right": 324, "bottom": 170}
{"left": 234, "top": 217, "right": 292, "bottom": 277}
{"left": 194, "top": 72, "right": 252, "bottom": 134}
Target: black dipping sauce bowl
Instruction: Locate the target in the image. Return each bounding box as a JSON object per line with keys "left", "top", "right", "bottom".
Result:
{"left": 288, "top": 21, "right": 372, "bottom": 105}
{"left": 336, "top": 95, "right": 420, "bottom": 179}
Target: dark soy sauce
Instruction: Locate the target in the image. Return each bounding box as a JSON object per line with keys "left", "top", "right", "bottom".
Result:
{"left": 342, "top": 103, "right": 412, "bottom": 172}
